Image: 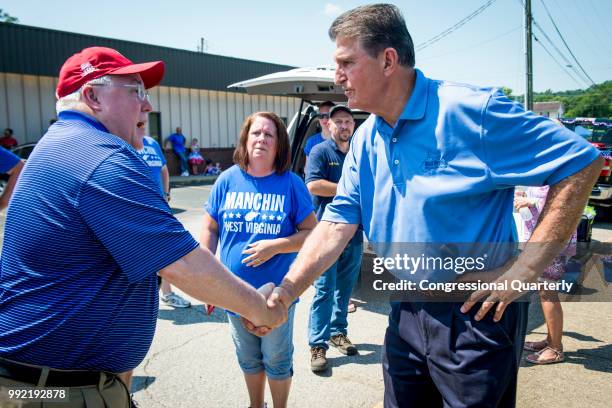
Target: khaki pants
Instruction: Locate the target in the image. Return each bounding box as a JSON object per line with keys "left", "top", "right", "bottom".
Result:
{"left": 0, "top": 370, "right": 130, "bottom": 407}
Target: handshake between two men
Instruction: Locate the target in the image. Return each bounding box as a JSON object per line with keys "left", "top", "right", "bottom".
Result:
{"left": 158, "top": 245, "right": 297, "bottom": 336}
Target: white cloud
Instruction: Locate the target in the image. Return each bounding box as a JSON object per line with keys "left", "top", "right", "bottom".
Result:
{"left": 324, "top": 3, "right": 342, "bottom": 17}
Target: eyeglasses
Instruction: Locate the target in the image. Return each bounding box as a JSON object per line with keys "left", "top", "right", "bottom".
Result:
{"left": 318, "top": 113, "right": 330, "bottom": 119}
{"left": 90, "top": 82, "right": 150, "bottom": 101}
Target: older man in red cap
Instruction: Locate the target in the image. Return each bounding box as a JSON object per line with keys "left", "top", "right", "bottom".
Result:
{"left": 0, "top": 47, "right": 286, "bottom": 407}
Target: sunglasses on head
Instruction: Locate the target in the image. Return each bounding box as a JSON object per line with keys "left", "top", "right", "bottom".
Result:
{"left": 318, "top": 113, "right": 330, "bottom": 119}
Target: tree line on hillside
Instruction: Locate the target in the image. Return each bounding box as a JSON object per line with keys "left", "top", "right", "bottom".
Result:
{"left": 502, "top": 81, "right": 612, "bottom": 118}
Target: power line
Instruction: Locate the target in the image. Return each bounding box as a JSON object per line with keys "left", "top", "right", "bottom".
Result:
{"left": 532, "top": 21, "right": 590, "bottom": 86}
{"left": 538, "top": 0, "right": 596, "bottom": 86}
{"left": 416, "top": 0, "right": 497, "bottom": 51}
{"left": 419, "top": 25, "right": 521, "bottom": 61}
{"left": 533, "top": 34, "right": 583, "bottom": 87}
{"left": 515, "top": 0, "right": 591, "bottom": 87}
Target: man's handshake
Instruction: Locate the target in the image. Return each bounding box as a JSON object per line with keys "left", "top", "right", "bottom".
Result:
{"left": 241, "top": 283, "right": 296, "bottom": 336}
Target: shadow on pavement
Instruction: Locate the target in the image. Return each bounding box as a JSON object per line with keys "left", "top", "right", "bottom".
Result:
{"left": 310, "top": 342, "right": 383, "bottom": 377}
{"left": 564, "top": 344, "right": 612, "bottom": 372}
{"left": 131, "top": 375, "right": 156, "bottom": 393}
{"left": 157, "top": 305, "right": 228, "bottom": 325}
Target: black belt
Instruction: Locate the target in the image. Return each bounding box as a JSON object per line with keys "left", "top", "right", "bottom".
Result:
{"left": 0, "top": 357, "right": 114, "bottom": 387}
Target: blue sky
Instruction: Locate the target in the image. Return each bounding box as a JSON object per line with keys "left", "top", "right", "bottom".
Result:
{"left": 3, "top": 0, "right": 611, "bottom": 93}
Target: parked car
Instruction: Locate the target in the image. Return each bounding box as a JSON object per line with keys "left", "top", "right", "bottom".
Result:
{"left": 0, "top": 142, "right": 36, "bottom": 194}
{"left": 559, "top": 118, "right": 612, "bottom": 209}
{"left": 229, "top": 66, "right": 370, "bottom": 177}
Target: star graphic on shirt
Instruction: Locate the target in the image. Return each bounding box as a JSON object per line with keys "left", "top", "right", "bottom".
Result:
{"left": 276, "top": 215, "right": 283, "bottom": 221}
{"left": 261, "top": 214, "right": 268, "bottom": 221}
{"left": 229, "top": 212, "right": 234, "bottom": 218}
{"left": 223, "top": 213, "right": 227, "bottom": 219}
{"left": 235, "top": 213, "right": 241, "bottom": 219}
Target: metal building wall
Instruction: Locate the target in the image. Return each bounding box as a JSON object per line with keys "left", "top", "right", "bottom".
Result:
{"left": 0, "top": 73, "right": 301, "bottom": 147}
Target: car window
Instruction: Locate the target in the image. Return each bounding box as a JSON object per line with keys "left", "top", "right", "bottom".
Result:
{"left": 13, "top": 145, "right": 35, "bottom": 160}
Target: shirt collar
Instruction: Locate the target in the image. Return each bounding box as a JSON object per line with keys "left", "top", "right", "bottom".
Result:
{"left": 325, "top": 136, "right": 346, "bottom": 153}
{"left": 58, "top": 110, "right": 109, "bottom": 133}
{"left": 375, "top": 68, "right": 428, "bottom": 132}
{"left": 397, "top": 68, "right": 428, "bottom": 121}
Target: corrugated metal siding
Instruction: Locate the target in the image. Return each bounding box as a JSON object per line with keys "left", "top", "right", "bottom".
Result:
{"left": 0, "top": 73, "right": 302, "bottom": 147}
{"left": 0, "top": 22, "right": 294, "bottom": 91}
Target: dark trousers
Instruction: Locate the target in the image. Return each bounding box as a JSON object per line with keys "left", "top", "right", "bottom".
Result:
{"left": 383, "top": 301, "right": 528, "bottom": 408}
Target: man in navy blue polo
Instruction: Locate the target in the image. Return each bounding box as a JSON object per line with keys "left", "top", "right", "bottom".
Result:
{"left": 260, "top": 4, "right": 603, "bottom": 408}
{"left": 0, "top": 47, "right": 285, "bottom": 407}
{"left": 305, "top": 105, "right": 363, "bottom": 372}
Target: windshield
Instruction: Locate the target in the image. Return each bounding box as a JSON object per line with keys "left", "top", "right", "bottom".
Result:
{"left": 560, "top": 119, "right": 612, "bottom": 148}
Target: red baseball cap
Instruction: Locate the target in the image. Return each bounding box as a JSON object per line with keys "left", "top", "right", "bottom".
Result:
{"left": 55, "top": 46, "right": 165, "bottom": 99}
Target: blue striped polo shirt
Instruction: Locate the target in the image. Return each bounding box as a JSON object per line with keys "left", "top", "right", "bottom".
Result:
{"left": 0, "top": 110, "right": 198, "bottom": 373}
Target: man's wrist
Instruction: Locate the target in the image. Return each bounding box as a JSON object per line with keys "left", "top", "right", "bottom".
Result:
{"left": 276, "top": 282, "right": 297, "bottom": 308}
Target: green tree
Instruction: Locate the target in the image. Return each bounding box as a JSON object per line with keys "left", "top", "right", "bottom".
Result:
{"left": 0, "top": 9, "right": 18, "bottom": 23}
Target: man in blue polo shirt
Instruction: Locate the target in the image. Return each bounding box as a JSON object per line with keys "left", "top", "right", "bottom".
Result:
{"left": 0, "top": 146, "right": 24, "bottom": 211}
{"left": 257, "top": 4, "right": 603, "bottom": 408}
{"left": 165, "top": 126, "right": 189, "bottom": 176}
{"left": 0, "top": 47, "right": 285, "bottom": 407}
{"left": 305, "top": 105, "right": 363, "bottom": 372}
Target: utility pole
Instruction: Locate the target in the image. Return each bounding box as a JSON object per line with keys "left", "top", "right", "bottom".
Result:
{"left": 524, "top": 0, "right": 533, "bottom": 110}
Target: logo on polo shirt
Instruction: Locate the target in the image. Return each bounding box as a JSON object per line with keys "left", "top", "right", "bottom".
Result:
{"left": 328, "top": 161, "right": 341, "bottom": 166}
{"left": 421, "top": 153, "right": 448, "bottom": 173}
{"left": 80, "top": 62, "right": 96, "bottom": 76}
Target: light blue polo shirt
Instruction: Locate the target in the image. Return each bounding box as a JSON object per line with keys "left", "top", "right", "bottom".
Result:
{"left": 322, "top": 69, "right": 599, "bottom": 248}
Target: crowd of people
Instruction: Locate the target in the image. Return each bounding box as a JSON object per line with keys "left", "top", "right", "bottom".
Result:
{"left": 0, "top": 3, "right": 603, "bottom": 408}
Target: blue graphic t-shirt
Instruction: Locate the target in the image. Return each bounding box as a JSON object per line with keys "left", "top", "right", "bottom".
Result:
{"left": 138, "top": 136, "right": 166, "bottom": 195}
{"left": 205, "top": 165, "right": 314, "bottom": 289}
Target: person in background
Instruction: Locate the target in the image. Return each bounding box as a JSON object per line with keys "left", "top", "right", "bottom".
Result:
{"left": 515, "top": 186, "right": 576, "bottom": 364}
{"left": 0, "top": 146, "right": 24, "bottom": 210}
{"left": 204, "top": 159, "right": 221, "bottom": 176}
{"left": 305, "top": 105, "right": 363, "bottom": 372}
{"left": 200, "top": 112, "right": 317, "bottom": 408}
{"left": 303, "top": 101, "right": 334, "bottom": 159}
{"left": 0, "top": 128, "right": 18, "bottom": 149}
{"left": 188, "top": 137, "right": 205, "bottom": 175}
{"left": 137, "top": 130, "right": 192, "bottom": 309}
{"left": 165, "top": 126, "right": 189, "bottom": 176}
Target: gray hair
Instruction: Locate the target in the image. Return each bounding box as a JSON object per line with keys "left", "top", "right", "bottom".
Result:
{"left": 329, "top": 4, "right": 415, "bottom": 68}
{"left": 55, "top": 75, "right": 113, "bottom": 114}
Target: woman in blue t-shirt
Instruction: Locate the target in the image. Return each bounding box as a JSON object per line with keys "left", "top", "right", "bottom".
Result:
{"left": 201, "top": 112, "right": 316, "bottom": 408}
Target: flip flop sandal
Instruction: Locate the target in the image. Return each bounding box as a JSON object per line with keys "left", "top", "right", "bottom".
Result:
{"left": 524, "top": 339, "right": 548, "bottom": 352}
{"left": 526, "top": 346, "right": 564, "bottom": 365}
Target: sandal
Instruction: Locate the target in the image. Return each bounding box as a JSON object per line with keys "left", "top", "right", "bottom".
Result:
{"left": 526, "top": 346, "right": 564, "bottom": 365}
{"left": 524, "top": 339, "right": 548, "bottom": 352}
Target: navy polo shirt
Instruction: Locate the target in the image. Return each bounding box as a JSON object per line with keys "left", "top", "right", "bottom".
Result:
{"left": 322, "top": 69, "right": 599, "bottom": 247}
{"left": 0, "top": 110, "right": 198, "bottom": 373}
{"left": 305, "top": 138, "right": 347, "bottom": 220}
